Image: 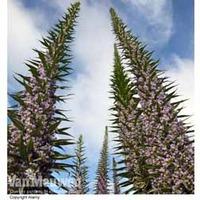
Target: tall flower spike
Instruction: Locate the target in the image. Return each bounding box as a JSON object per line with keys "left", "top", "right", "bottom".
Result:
{"left": 8, "top": 2, "right": 80, "bottom": 194}
{"left": 110, "top": 45, "right": 148, "bottom": 194}
{"left": 94, "top": 127, "right": 110, "bottom": 194}
{"left": 110, "top": 8, "right": 194, "bottom": 194}
{"left": 70, "top": 134, "right": 89, "bottom": 194}
{"left": 112, "top": 158, "right": 120, "bottom": 194}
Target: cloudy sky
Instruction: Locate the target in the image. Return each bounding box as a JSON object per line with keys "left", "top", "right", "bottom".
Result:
{"left": 8, "top": 0, "right": 194, "bottom": 193}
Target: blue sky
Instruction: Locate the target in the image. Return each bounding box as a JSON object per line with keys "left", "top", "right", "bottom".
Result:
{"left": 40, "top": 0, "right": 193, "bottom": 60}
{"left": 8, "top": 0, "right": 194, "bottom": 194}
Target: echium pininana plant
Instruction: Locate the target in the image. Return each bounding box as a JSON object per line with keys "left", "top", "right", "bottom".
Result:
{"left": 110, "top": 45, "right": 148, "bottom": 194}
{"left": 110, "top": 8, "right": 194, "bottom": 194}
{"left": 112, "top": 158, "right": 120, "bottom": 194}
{"left": 70, "top": 134, "right": 89, "bottom": 194}
{"left": 94, "top": 127, "right": 110, "bottom": 194}
{"left": 8, "top": 2, "right": 80, "bottom": 194}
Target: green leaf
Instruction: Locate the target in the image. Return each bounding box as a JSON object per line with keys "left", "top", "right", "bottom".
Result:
{"left": 52, "top": 139, "right": 74, "bottom": 146}
{"left": 10, "top": 117, "right": 24, "bottom": 131}
{"left": 48, "top": 121, "right": 61, "bottom": 133}
{"left": 18, "top": 135, "right": 27, "bottom": 159}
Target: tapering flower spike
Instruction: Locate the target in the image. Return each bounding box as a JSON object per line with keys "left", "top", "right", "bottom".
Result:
{"left": 8, "top": 2, "right": 80, "bottom": 194}
{"left": 110, "top": 8, "right": 194, "bottom": 194}
{"left": 94, "top": 127, "right": 110, "bottom": 194}
{"left": 70, "top": 134, "right": 89, "bottom": 194}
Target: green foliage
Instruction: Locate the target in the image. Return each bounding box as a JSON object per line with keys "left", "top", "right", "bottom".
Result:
{"left": 8, "top": 2, "right": 80, "bottom": 194}
{"left": 112, "top": 158, "right": 120, "bottom": 194}
{"left": 70, "top": 134, "right": 89, "bottom": 194}
{"left": 110, "top": 44, "right": 147, "bottom": 194}
{"left": 110, "top": 44, "right": 136, "bottom": 108}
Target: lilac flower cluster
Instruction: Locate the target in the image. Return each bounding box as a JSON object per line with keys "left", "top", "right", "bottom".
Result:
{"left": 120, "top": 52, "right": 193, "bottom": 194}
{"left": 8, "top": 62, "right": 56, "bottom": 182}
{"left": 110, "top": 8, "right": 194, "bottom": 194}
{"left": 96, "top": 175, "right": 108, "bottom": 194}
{"left": 115, "top": 102, "right": 148, "bottom": 190}
{"left": 136, "top": 70, "right": 194, "bottom": 193}
{"left": 95, "top": 128, "right": 109, "bottom": 194}
{"left": 113, "top": 55, "right": 194, "bottom": 194}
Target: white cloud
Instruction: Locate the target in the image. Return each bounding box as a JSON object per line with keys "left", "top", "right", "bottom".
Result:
{"left": 165, "top": 56, "right": 194, "bottom": 124}
{"left": 8, "top": 0, "right": 44, "bottom": 78}
{"left": 122, "top": 0, "right": 173, "bottom": 46}
{"left": 64, "top": 0, "right": 115, "bottom": 164}
{"left": 41, "top": 0, "right": 77, "bottom": 11}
